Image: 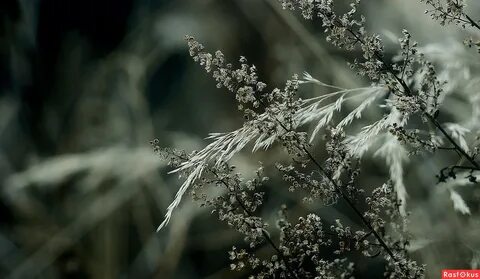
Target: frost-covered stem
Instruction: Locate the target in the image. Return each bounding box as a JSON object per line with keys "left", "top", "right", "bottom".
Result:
{"left": 211, "top": 169, "right": 300, "bottom": 279}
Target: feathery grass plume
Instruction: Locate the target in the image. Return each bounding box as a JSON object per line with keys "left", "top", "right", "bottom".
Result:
{"left": 280, "top": 0, "right": 480, "bottom": 180}
{"left": 375, "top": 134, "right": 409, "bottom": 216}
{"left": 345, "top": 110, "right": 401, "bottom": 157}
{"left": 155, "top": 34, "right": 427, "bottom": 277}
{"left": 156, "top": 39, "right": 389, "bottom": 230}
{"left": 471, "top": 251, "right": 480, "bottom": 269}
{"left": 300, "top": 72, "right": 387, "bottom": 142}
{"left": 279, "top": 1, "right": 445, "bottom": 120}
{"left": 449, "top": 189, "right": 471, "bottom": 215}
{"left": 280, "top": 2, "right": 445, "bottom": 156}
{"left": 153, "top": 0, "right": 480, "bottom": 277}
{"left": 435, "top": 168, "right": 479, "bottom": 213}
{"left": 445, "top": 123, "right": 471, "bottom": 153}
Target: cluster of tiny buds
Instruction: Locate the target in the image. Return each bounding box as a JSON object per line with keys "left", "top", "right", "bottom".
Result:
{"left": 151, "top": 2, "right": 476, "bottom": 278}
{"left": 421, "top": 0, "right": 468, "bottom": 27}
{"left": 389, "top": 123, "right": 437, "bottom": 153}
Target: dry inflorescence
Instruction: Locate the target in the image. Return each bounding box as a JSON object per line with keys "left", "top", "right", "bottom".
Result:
{"left": 153, "top": 0, "right": 480, "bottom": 278}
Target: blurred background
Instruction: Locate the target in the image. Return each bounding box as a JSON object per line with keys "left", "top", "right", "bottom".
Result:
{"left": 1, "top": 0, "right": 480, "bottom": 278}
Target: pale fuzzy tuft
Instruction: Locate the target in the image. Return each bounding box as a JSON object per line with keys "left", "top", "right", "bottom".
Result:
{"left": 444, "top": 123, "right": 470, "bottom": 153}
{"left": 471, "top": 251, "right": 480, "bottom": 269}
{"left": 157, "top": 81, "right": 388, "bottom": 229}
{"left": 297, "top": 74, "right": 386, "bottom": 143}
{"left": 157, "top": 165, "right": 205, "bottom": 231}
{"left": 345, "top": 110, "right": 400, "bottom": 157}
{"left": 375, "top": 134, "right": 409, "bottom": 216}
{"left": 449, "top": 189, "right": 471, "bottom": 215}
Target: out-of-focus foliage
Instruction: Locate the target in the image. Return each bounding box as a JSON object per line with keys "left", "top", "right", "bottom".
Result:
{"left": 0, "top": 0, "right": 479, "bottom": 278}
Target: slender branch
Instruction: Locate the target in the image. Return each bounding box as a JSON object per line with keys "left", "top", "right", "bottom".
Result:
{"left": 464, "top": 13, "right": 480, "bottom": 31}
{"left": 427, "top": 114, "right": 480, "bottom": 169}
{"left": 452, "top": 1, "right": 480, "bottom": 31}
{"left": 437, "top": 147, "right": 458, "bottom": 150}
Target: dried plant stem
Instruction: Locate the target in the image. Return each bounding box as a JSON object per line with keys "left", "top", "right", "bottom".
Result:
{"left": 210, "top": 169, "right": 301, "bottom": 279}
{"left": 451, "top": 1, "right": 480, "bottom": 31}
{"left": 171, "top": 150, "right": 300, "bottom": 278}
{"left": 334, "top": 17, "right": 479, "bottom": 170}
{"left": 252, "top": 96, "right": 399, "bottom": 263}
{"left": 465, "top": 13, "right": 480, "bottom": 30}
{"left": 302, "top": 149, "right": 398, "bottom": 261}
{"left": 427, "top": 115, "right": 480, "bottom": 168}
